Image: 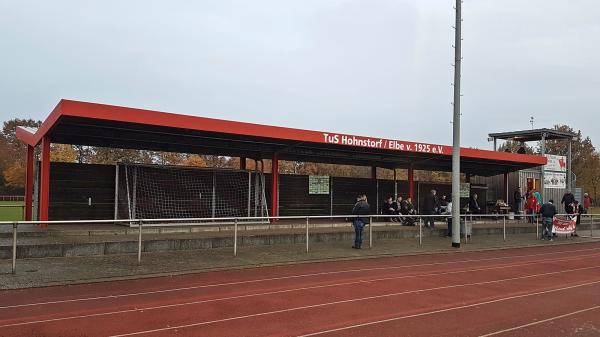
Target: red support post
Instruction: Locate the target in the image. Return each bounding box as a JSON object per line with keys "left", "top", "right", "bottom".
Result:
{"left": 465, "top": 173, "right": 471, "bottom": 183}
{"left": 503, "top": 173, "right": 509, "bottom": 203}
{"left": 371, "top": 166, "right": 377, "bottom": 180}
{"left": 24, "top": 145, "right": 34, "bottom": 221}
{"left": 408, "top": 166, "right": 415, "bottom": 200}
{"left": 39, "top": 137, "right": 51, "bottom": 227}
{"left": 271, "top": 154, "right": 279, "bottom": 220}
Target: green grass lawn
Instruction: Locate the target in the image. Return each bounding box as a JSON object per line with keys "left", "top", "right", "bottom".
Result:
{"left": 0, "top": 201, "right": 24, "bottom": 221}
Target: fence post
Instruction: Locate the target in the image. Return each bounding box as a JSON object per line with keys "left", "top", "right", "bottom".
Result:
{"left": 137, "top": 220, "right": 143, "bottom": 264}
{"left": 590, "top": 214, "right": 594, "bottom": 238}
{"left": 464, "top": 215, "right": 468, "bottom": 243}
{"left": 234, "top": 218, "right": 238, "bottom": 256}
{"left": 503, "top": 215, "right": 506, "bottom": 242}
{"left": 305, "top": 217, "right": 309, "bottom": 253}
{"left": 12, "top": 222, "right": 18, "bottom": 274}
{"left": 536, "top": 216, "right": 540, "bottom": 239}
{"left": 369, "top": 216, "right": 373, "bottom": 249}
{"left": 419, "top": 217, "right": 422, "bottom": 246}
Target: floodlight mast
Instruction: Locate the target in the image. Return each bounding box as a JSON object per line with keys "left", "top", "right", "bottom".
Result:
{"left": 451, "top": 0, "right": 462, "bottom": 248}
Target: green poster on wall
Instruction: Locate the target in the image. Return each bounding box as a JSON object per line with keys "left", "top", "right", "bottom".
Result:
{"left": 309, "top": 175, "right": 330, "bottom": 195}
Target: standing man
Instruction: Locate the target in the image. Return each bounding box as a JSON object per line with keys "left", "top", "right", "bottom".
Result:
{"left": 423, "top": 189, "right": 439, "bottom": 228}
{"left": 539, "top": 199, "right": 557, "bottom": 241}
{"left": 469, "top": 193, "right": 482, "bottom": 214}
{"left": 351, "top": 194, "right": 370, "bottom": 249}
{"left": 513, "top": 187, "right": 523, "bottom": 216}
{"left": 561, "top": 191, "right": 575, "bottom": 214}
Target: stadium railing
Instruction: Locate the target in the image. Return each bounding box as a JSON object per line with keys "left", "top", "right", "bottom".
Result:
{"left": 1, "top": 213, "right": 598, "bottom": 275}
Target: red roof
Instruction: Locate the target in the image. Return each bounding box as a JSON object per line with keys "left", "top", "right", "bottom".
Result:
{"left": 16, "top": 99, "right": 546, "bottom": 174}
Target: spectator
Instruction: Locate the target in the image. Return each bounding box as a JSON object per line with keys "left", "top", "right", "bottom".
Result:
{"left": 351, "top": 194, "right": 370, "bottom": 249}
{"left": 423, "top": 189, "right": 440, "bottom": 228}
{"left": 583, "top": 193, "right": 592, "bottom": 214}
{"left": 572, "top": 200, "right": 584, "bottom": 237}
{"left": 469, "top": 193, "right": 482, "bottom": 214}
{"left": 513, "top": 187, "right": 523, "bottom": 215}
{"left": 539, "top": 199, "right": 557, "bottom": 241}
{"left": 444, "top": 194, "right": 453, "bottom": 237}
{"left": 393, "top": 196, "right": 403, "bottom": 214}
{"left": 534, "top": 190, "right": 542, "bottom": 206}
{"left": 561, "top": 191, "right": 576, "bottom": 214}
{"left": 381, "top": 196, "right": 396, "bottom": 221}
{"left": 526, "top": 192, "right": 540, "bottom": 223}
{"left": 440, "top": 195, "right": 448, "bottom": 214}
{"left": 402, "top": 197, "right": 415, "bottom": 215}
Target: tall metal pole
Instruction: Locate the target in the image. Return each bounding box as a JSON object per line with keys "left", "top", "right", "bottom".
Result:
{"left": 451, "top": 0, "right": 462, "bottom": 248}
{"left": 541, "top": 133, "right": 547, "bottom": 203}
{"left": 567, "top": 140, "right": 572, "bottom": 192}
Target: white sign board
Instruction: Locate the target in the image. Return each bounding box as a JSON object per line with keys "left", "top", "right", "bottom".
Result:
{"left": 544, "top": 154, "right": 567, "bottom": 172}
{"left": 460, "top": 183, "right": 470, "bottom": 198}
{"left": 308, "top": 175, "right": 330, "bottom": 195}
{"left": 544, "top": 171, "right": 566, "bottom": 189}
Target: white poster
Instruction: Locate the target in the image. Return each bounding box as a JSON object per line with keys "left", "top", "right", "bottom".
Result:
{"left": 544, "top": 171, "right": 566, "bottom": 189}
{"left": 544, "top": 154, "right": 567, "bottom": 172}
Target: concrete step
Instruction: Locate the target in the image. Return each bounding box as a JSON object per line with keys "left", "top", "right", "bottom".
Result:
{"left": 0, "top": 225, "right": 547, "bottom": 260}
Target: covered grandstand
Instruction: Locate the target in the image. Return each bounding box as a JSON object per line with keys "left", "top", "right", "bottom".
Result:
{"left": 16, "top": 99, "right": 547, "bottom": 222}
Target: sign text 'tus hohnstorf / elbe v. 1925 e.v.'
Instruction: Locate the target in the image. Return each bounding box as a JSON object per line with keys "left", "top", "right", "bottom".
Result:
{"left": 322, "top": 133, "right": 446, "bottom": 155}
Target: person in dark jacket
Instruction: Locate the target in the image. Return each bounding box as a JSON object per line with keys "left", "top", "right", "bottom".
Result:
{"left": 423, "top": 190, "right": 439, "bottom": 228}
{"left": 351, "top": 194, "right": 370, "bottom": 249}
{"left": 539, "top": 199, "right": 557, "bottom": 241}
{"left": 513, "top": 187, "right": 523, "bottom": 215}
{"left": 469, "top": 193, "right": 482, "bottom": 214}
{"left": 572, "top": 200, "right": 584, "bottom": 237}
{"left": 561, "top": 191, "right": 575, "bottom": 214}
{"left": 381, "top": 196, "right": 396, "bottom": 221}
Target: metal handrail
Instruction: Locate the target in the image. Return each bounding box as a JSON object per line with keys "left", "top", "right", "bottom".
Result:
{"left": 3, "top": 213, "right": 598, "bottom": 275}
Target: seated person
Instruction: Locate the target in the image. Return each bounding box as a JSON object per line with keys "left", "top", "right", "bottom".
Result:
{"left": 381, "top": 196, "right": 396, "bottom": 221}
{"left": 401, "top": 197, "right": 416, "bottom": 215}
{"left": 393, "top": 196, "right": 403, "bottom": 214}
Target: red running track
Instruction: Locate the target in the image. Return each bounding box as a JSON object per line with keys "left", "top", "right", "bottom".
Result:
{"left": 1, "top": 242, "right": 600, "bottom": 337}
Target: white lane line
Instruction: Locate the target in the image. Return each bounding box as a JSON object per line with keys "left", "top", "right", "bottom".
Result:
{"left": 296, "top": 282, "right": 600, "bottom": 337}
{"left": 3, "top": 255, "right": 590, "bottom": 328}
{"left": 3, "top": 245, "right": 599, "bottom": 310}
{"left": 104, "top": 267, "right": 600, "bottom": 337}
{"left": 477, "top": 305, "right": 600, "bottom": 337}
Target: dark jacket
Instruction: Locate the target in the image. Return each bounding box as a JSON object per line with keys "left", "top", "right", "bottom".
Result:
{"left": 561, "top": 193, "right": 575, "bottom": 206}
{"left": 352, "top": 200, "right": 371, "bottom": 224}
{"left": 514, "top": 191, "right": 522, "bottom": 203}
{"left": 423, "top": 194, "right": 439, "bottom": 213}
{"left": 382, "top": 201, "right": 395, "bottom": 215}
{"left": 576, "top": 204, "right": 584, "bottom": 225}
{"left": 540, "top": 202, "right": 557, "bottom": 218}
{"left": 469, "top": 197, "right": 481, "bottom": 213}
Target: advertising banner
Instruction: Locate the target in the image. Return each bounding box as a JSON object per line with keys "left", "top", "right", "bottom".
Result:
{"left": 544, "top": 171, "right": 566, "bottom": 189}
{"left": 553, "top": 216, "right": 577, "bottom": 234}
{"left": 544, "top": 154, "right": 567, "bottom": 172}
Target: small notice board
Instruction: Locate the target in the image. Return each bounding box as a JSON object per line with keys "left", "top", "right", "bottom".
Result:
{"left": 460, "top": 183, "right": 470, "bottom": 198}
{"left": 309, "top": 175, "right": 330, "bottom": 195}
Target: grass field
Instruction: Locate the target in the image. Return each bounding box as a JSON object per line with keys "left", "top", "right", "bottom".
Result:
{"left": 0, "top": 201, "right": 24, "bottom": 221}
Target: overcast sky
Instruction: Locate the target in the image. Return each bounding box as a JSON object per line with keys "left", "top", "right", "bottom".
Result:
{"left": 0, "top": 0, "right": 598, "bottom": 149}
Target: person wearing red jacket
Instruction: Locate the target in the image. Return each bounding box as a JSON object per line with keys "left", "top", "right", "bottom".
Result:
{"left": 526, "top": 193, "right": 539, "bottom": 223}
{"left": 583, "top": 193, "right": 592, "bottom": 214}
